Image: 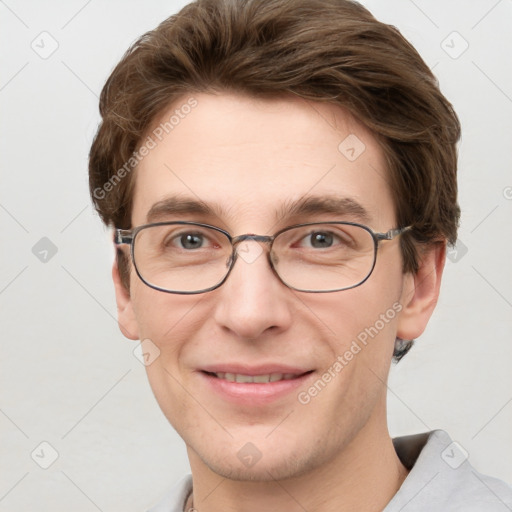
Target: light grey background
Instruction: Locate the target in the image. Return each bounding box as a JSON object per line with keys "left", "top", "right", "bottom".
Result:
{"left": 1, "top": 0, "right": 511, "bottom": 510}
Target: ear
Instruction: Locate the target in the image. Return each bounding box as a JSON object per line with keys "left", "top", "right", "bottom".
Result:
{"left": 397, "top": 241, "right": 446, "bottom": 340}
{"left": 112, "top": 258, "right": 139, "bottom": 340}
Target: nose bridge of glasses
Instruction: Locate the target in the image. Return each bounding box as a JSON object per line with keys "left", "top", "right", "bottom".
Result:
{"left": 229, "top": 234, "right": 275, "bottom": 267}
{"left": 231, "top": 234, "right": 274, "bottom": 248}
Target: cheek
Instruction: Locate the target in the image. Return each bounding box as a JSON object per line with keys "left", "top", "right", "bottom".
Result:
{"left": 130, "top": 283, "right": 198, "bottom": 362}
{"left": 307, "top": 283, "right": 401, "bottom": 348}
{"left": 300, "top": 261, "right": 404, "bottom": 396}
{"left": 294, "top": 292, "right": 400, "bottom": 446}
{"left": 130, "top": 287, "right": 203, "bottom": 427}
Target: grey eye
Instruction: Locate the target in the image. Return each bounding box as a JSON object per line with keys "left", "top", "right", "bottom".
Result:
{"left": 309, "top": 232, "right": 334, "bottom": 248}
{"left": 179, "top": 233, "right": 204, "bottom": 249}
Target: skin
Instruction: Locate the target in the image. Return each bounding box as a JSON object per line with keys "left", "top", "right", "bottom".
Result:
{"left": 113, "top": 92, "right": 445, "bottom": 512}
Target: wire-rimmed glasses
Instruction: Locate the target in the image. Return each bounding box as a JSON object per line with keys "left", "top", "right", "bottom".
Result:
{"left": 115, "top": 221, "right": 412, "bottom": 294}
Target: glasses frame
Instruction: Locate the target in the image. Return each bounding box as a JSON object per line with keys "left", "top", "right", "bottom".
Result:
{"left": 115, "top": 221, "right": 412, "bottom": 294}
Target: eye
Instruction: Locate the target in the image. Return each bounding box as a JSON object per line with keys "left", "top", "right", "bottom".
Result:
{"left": 298, "top": 230, "right": 346, "bottom": 249}
{"left": 177, "top": 232, "right": 205, "bottom": 250}
{"left": 162, "top": 230, "right": 213, "bottom": 250}
{"left": 307, "top": 231, "right": 335, "bottom": 248}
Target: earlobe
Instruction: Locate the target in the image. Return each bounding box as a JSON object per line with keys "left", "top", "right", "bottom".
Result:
{"left": 112, "top": 259, "right": 139, "bottom": 340}
{"left": 396, "top": 242, "right": 446, "bottom": 341}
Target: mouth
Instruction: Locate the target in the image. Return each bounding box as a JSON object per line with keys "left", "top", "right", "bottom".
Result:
{"left": 198, "top": 367, "right": 315, "bottom": 404}
{"left": 202, "top": 371, "right": 311, "bottom": 383}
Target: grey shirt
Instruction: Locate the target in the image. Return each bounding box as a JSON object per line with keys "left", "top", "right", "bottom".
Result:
{"left": 147, "top": 430, "right": 512, "bottom": 511}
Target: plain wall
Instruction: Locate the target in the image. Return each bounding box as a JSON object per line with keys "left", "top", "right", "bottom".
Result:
{"left": 1, "top": 1, "right": 511, "bottom": 510}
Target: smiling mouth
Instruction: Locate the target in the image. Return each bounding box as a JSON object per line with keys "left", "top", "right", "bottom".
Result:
{"left": 203, "top": 371, "right": 313, "bottom": 383}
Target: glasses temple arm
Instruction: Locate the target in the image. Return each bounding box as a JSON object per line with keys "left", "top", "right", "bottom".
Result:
{"left": 377, "top": 225, "right": 413, "bottom": 241}
{"left": 114, "top": 229, "right": 133, "bottom": 245}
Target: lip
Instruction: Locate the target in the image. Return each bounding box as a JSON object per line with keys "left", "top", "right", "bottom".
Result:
{"left": 197, "top": 364, "right": 315, "bottom": 405}
{"left": 200, "top": 364, "right": 311, "bottom": 375}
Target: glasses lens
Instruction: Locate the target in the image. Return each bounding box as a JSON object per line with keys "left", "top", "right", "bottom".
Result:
{"left": 272, "top": 223, "right": 376, "bottom": 292}
{"left": 133, "top": 224, "right": 232, "bottom": 293}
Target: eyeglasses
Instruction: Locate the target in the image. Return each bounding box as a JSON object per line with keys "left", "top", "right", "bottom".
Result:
{"left": 114, "top": 221, "right": 412, "bottom": 294}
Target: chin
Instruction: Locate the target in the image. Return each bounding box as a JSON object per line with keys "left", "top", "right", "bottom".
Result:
{"left": 202, "top": 456, "right": 310, "bottom": 482}
{"left": 190, "top": 435, "right": 334, "bottom": 483}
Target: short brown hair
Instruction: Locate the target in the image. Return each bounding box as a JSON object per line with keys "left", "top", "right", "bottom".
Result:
{"left": 89, "top": 0, "right": 460, "bottom": 283}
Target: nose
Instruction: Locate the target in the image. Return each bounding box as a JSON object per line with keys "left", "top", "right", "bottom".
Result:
{"left": 213, "top": 240, "right": 293, "bottom": 340}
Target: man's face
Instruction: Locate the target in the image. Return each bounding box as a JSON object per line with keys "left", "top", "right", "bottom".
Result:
{"left": 118, "top": 93, "right": 415, "bottom": 480}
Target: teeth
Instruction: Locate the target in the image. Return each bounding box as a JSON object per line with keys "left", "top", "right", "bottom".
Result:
{"left": 213, "top": 372, "right": 298, "bottom": 383}
{"left": 236, "top": 374, "right": 254, "bottom": 383}
{"left": 253, "top": 374, "right": 271, "bottom": 383}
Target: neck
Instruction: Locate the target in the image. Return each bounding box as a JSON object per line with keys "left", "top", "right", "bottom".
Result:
{"left": 186, "top": 413, "right": 408, "bottom": 512}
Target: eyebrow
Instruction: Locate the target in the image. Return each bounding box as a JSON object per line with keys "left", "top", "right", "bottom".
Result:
{"left": 279, "top": 195, "right": 370, "bottom": 224}
{"left": 147, "top": 197, "right": 221, "bottom": 223}
{"left": 146, "top": 194, "right": 371, "bottom": 225}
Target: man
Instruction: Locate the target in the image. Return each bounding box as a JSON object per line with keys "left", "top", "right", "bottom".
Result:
{"left": 89, "top": 0, "right": 512, "bottom": 510}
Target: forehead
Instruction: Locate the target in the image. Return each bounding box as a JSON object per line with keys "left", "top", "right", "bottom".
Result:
{"left": 131, "top": 92, "right": 396, "bottom": 231}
